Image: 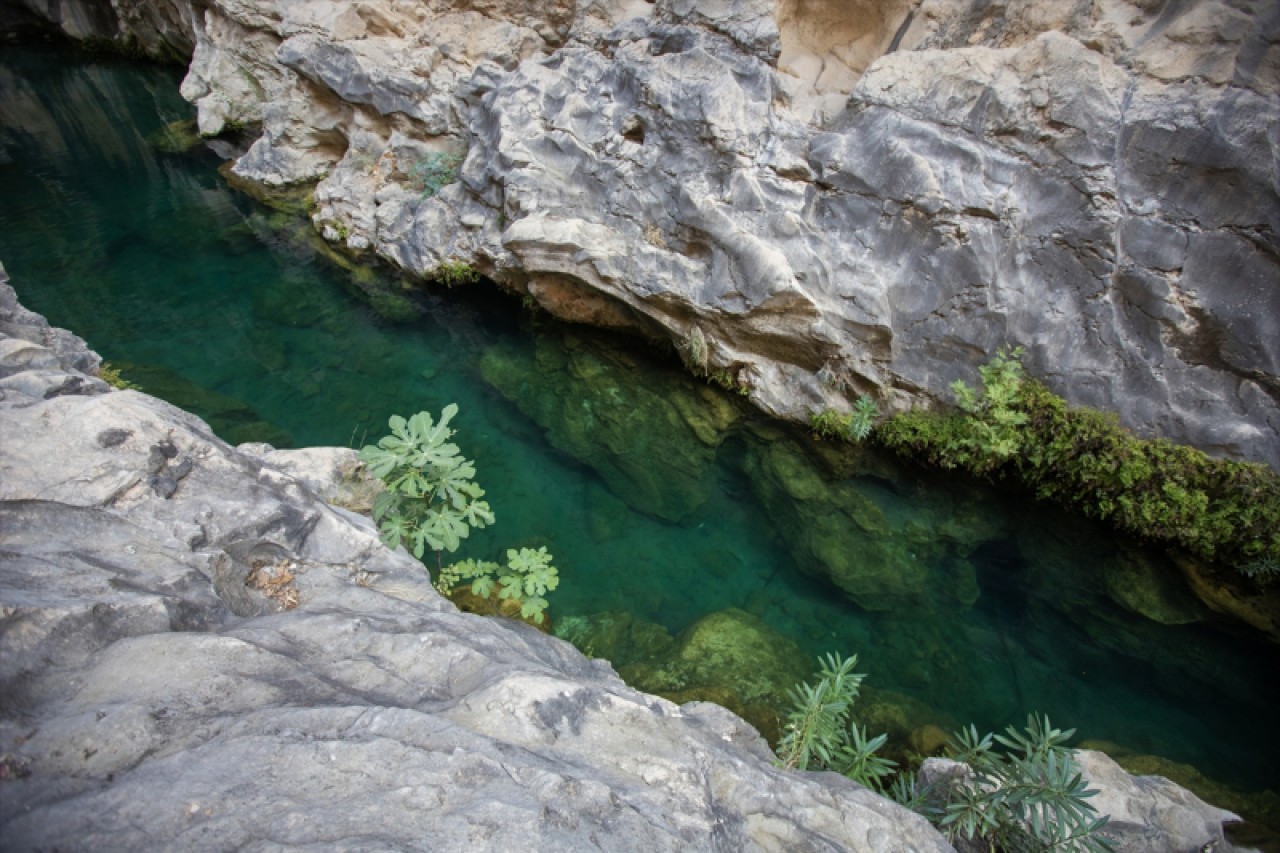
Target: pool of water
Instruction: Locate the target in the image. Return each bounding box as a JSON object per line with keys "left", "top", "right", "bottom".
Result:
{"left": 3, "top": 43, "right": 1278, "bottom": 798}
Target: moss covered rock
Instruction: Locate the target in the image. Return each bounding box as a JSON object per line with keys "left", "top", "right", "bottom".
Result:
{"left": 743, "top": 439, "right": 991, "bottom": 611}
{"left": 480, "top": 333, "right": 741, "bottom": 521}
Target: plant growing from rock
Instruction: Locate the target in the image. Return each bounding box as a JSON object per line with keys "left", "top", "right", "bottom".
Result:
{"left": 775, "top": 653, "right": 897, "bottom": 790}
{"left": 437, "top": 546, "right": 560, "bottom": 624}
{"left": 878, "top": 349, "right": 1280, "bottom": 575}
{"left": 933, "top": 715, "right": 1114, "bottom": 852}
{"left": 809, "top": 395, "right": 878, "bottom": 442}
{"left": 410, "top": 151, "right": 462, "bottom": 198}
{"left": 360, "top": 406, "right": 562, "bottom": 621}
{"left": 778, "top": 658, "right": 1114, "bottom": 852}
{"left": 682, "top": 325, "right": 710, "bottom": 375}
{"left": 97, "top": 361, "right": 139, "bottom": 391}
{"left": 358, "top": 404, "right": 495, "bottom": 564}
{"left": 435, "top": 259, "right": 478, "bottom": 287}
{"left": 950, "top": 346, "right": 1028, "bottom": 462}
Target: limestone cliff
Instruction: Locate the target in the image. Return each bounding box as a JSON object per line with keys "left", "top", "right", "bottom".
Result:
{"left": 15, "top": 0, "right": 1280, "bottom": 467}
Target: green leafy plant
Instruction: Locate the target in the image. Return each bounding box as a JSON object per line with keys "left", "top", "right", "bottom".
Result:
{"left": 878, "top": 349, "right": 1280, "bottom": 575}
{"left": 776, "top": 659, "right": 1113, "bottom": 852}
{"left": 358, "top": 404, "right": 495, "bottom": 563}
{"left": 775, "top": 653, "right": 898, "bottom": 790}
{"left": 360, "top": 406, "right": 562, "bottom": 621}
{"left": 949, "top": 346, "right": 1028, "bottom": 462}
{"left": 435, "top": 259, "right": 478, "bottom": 287}
{"left": 410, "top": 151, "right": 462, "bottom": 198}
{"left": 1240, "top": 556, "right": 1280, "bottom": 585}
{"left": 437, "top": 546, "right": 560, "bottom": 623}
{"left": 933, "top": 715, "right": 1114, "bottom": 852}
{"left": 97, "top": 362, "right": 139, "bottom": 391}
{"left": 809, "top": 395, "right": 878, "bottom": 443}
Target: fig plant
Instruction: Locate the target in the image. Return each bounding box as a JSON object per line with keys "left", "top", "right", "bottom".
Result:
{"left": 359, "top": 405, "right": 560, "bottom": 622}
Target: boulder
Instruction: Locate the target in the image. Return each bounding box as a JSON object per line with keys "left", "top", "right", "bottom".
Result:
{"left": 919, "top": 750, "right": 1252, "bottom": 853}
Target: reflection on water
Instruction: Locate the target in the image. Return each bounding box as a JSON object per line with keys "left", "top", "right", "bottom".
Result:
{"left": 2, "top": 44, "right": 1278, "bottom": 803}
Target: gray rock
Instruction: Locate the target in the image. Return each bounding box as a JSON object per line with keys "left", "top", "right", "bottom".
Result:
{"left": 12, "top": 0, "right": 1280, "bottom": 469}
{"left": 0, "top": 278, "right": 954, "bottom": 850}
{"left": 1076, "top": 749, "right": 1246, "bottom": 853}
{"left": 918, "top": 752, "right": 1251, "bottom": 853}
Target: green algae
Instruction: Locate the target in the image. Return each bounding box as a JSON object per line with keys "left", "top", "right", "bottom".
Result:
{"left": 479, "top": 330, "right": 741, "bottom": 522}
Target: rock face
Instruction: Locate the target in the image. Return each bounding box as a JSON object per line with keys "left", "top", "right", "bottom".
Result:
{"left": 920, "top": 750, "right": 1250, "bottom": 853}
{"left": 6, "top": 0, "right": 195, "bottom": 61}
{"left": 17, "top": 0, "right": 1272, "bottom": 467}
{"left": 0, "top": 271, "right": 957, "bottom": 849}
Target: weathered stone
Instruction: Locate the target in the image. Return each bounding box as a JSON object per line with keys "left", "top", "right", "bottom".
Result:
{"left": 0, "top": 273, "right": 956, "bottom": 851}
{"left": 920, "top": 750, "right": 1253, "bottom": 853}
{"left": 239, "top": 444, "right": 382, "bottom": 513}
{"left": 1076, "top": 749, "right": 1245, "bottom": 853}
{"left": 615, "top": 607, "right": 811, "bottom": 745}
{"left": 13, "top": 0, "right": 1280, "bottom": 471}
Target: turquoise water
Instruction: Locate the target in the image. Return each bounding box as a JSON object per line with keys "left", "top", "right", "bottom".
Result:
{"left": 3, "top": 44, "right": 1278, "bottom": 797}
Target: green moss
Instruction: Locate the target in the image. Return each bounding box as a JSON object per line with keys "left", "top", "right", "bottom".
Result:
{"left": 433, "top": 260, "right": 478, "bottom": 287}
{"left": 97, "top": 361, "right": 139, "bottom": 390}
{"left": 876, "top": 354, "right": 1280, "bottom": 575}
{"left": 810, "top": 395, "right": 878, "bottom": 443}
{"left": 147, "top": 119, "right": 202, "bottom": 154}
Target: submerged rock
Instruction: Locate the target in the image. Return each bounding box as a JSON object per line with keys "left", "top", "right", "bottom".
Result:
{"left": 743, "top": 436, "right": 999, "bottom": 611}
{"left": 480, "top": 331, "right": 741, "bottom": 521}
{"left": 108, "top": 359, "right": 295, "bottom": 448}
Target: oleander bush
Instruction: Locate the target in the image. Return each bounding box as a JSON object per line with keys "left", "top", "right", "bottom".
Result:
{"left": 777, "top": 655, "right": 1114, "bottom": 852}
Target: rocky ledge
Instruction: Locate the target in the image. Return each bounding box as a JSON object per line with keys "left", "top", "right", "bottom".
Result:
{"left": 0, "top": 271, "right": 1257, "bottom": 849}
{"left": 13, "top": 0, "right": 1276, "bottom": 467}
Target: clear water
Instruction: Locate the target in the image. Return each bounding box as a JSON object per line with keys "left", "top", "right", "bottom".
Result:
{"left": 3, "top": 44, "right": 1278, "bottom": 797}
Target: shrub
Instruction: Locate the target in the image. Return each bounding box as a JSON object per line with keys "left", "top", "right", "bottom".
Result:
{"left": 776, "top": 658, "right": 1114, "bottom": 852}
{"left": 359, "top": 405, "right": 562, "bottom": 621}
{"left": 358, "top": 404, "right": 495, "bottom": 562}
{"left": 877, "top": 351, "right": 1280, "bottom": 575}
{"left": 935, "top": 716, "right": 1114, "bottom": 852}
{"left": 775, "top": 653, "right": 897, "bottom": 790}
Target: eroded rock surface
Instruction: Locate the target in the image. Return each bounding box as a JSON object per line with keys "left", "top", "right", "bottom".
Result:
{"left": 0, "top": 271, "right": 959, "bottom": 849}
{"left": 15, "top": 0, "right": 1268, "bottom": 468}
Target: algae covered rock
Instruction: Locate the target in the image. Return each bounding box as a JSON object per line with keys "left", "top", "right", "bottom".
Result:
{"left": 744, "top": 438, "right": 986, "bottom": 611}
{"left": 615, "top": 608, "right": 812, "bottom": 744}
{"left": 553, "top": 610, "right": 677, "bottom": 669}
{"left": 1104, "top": 549, "right": 1210, "bottom": 626}
{"left": 479, "top": 332, "right": 740, "bottom": 521}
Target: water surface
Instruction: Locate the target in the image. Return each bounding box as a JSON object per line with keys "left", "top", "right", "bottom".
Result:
{"left": 2, "top": 44, "right": 1277, "bottom": 797}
